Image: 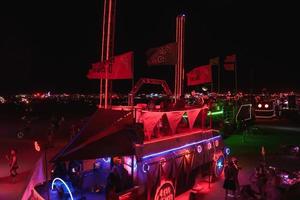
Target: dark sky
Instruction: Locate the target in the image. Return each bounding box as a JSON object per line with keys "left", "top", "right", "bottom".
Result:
{"left": 1, "top": 0, "right": 299, "bottom": 94}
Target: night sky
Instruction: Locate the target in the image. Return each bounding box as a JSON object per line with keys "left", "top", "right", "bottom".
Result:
{"left": 1, "top": 0, "right": 299, "bottom": 94}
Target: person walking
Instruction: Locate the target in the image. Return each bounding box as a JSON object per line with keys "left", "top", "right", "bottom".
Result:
{"left": 5, "top": 148, "right": 19, "bottom": 183}
{"left": 255, "top": 163, "right": 267, "bottom": 199}
{"left": 232, "top": 157, "right": 242, "bottom": 197}
{"left": 223, "top": 159, "right": 237, "bottom": 199}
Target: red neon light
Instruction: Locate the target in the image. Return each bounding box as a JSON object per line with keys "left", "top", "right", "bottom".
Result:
{"left": 34, "top": 141, "right": 41, "bottom": 152}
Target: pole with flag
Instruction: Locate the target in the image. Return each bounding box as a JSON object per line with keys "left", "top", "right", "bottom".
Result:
{"left": 209, "top": 56, "right": 220, "bottom": 92}
{"left": 175, "top": 14, "right": 185, "bottom": 101}
{"left": 97, "top": 0, "right": 116, "bottom": 109}
{"left": 224, "top": 54, "right": 237, "bottom": 93}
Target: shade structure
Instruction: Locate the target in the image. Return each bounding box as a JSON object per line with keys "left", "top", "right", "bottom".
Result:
{"left": 52, "top": 109, "right": 143, "bottom": 161}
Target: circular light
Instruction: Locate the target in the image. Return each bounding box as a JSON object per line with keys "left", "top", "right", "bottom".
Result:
{"left": 197, "top": 145, "right": 202, "bottom": 153}
{"left": 224, "top": 147, "right": 231, "bottom": 156}
{"left": 258, "top": 104, "right": 262, "bottom": 108}
{"left": 142, "top": 163, "right": 150, "bottom": 173}
{"left": 207, "top": 142, "right": 212, "bottom": 150}
{"left": 215, "top": 140, "right": 219, "bottom": 147}
{"left": 264, "top": 104, "right": 269, "bottom": 108}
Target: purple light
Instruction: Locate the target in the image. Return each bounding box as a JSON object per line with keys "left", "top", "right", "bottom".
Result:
{"left": 142, "top": 135, "right": 221, "bottom": 160}
{"left": 103, "top": 157, "right": 111, "bottom": 163}
{"left": 225, "top": 147, "right": 230, "bottom": 156}
{"left": 142, "top": 163, "right": 150, "bottom": 173}
{"left": 197, "top": 145, "right": 202, "bottom": 153}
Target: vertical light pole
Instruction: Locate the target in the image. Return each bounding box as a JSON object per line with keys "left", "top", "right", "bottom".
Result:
{"left": 99, "top": 0, "right": 116, "bottom": 109}
{"left": 175, "top": 14, "right": 185, "bottom": 101}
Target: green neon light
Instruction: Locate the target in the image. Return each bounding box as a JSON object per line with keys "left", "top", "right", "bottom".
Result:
{"left": 207, "top": 110, "right": 224, "bottom": 116}
{"left": 182, "top": 110, "right": 224, "bottom": 118}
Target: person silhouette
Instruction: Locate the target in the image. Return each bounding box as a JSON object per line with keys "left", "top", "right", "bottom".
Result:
{"left": 223, "top": 159, "right": 237, "bottom": 199}
{"left": 6, "top": 148, "right": 19, "bottom": 183}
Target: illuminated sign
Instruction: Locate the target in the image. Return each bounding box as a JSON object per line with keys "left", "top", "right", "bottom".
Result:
{"left": 154, "top": 181, "right": 175, "bottom": 200}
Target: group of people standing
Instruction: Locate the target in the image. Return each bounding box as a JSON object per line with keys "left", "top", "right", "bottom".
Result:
{"left": 223, "top": 157, "right": 283, "bottom": 200}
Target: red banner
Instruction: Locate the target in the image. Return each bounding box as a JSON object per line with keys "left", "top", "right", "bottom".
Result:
{"left": 186, "top": 65, "right": 212, "bottom": 86}
{"left": 224, "top": 54, "right": 236, "bottom": 71}
{"left": 224, "top": 54, "right": 236, "bottom": 63}
{"left": 224, "top": 63, "right": 235, "bottom": 71}
{"left": 87, "top": 51, "right": 133, "bottom": 79}
{"left": 146, "top": 42, "right": 177, "bottom": 66}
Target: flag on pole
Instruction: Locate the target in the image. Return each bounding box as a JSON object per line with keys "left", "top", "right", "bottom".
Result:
{"left": 146, "top": 42, "right": 177, "bottom": 66}
{"left": 87, "top": 61, "right": 108, "bottom": 79}
{"left": 87, "top": 51, "right": 134, "bottom": 79}
{"left": 224, "top": 54, "right": 236, "bottom": 63}
{"left": 224, "top": 63, "right": 235, "bottom": 71}
{"left": 209, "top": 57, "right": 220, "bottom": 66}
{"left": 224, "top": 54, "right": 236, "bottom": 71}
{"left": 186, "top": 65, "right": 212, "bottom": 86}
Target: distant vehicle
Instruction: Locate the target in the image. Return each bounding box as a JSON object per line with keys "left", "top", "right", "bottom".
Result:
{"left": 255, "top": 99, "right": 276, "bottom": 119}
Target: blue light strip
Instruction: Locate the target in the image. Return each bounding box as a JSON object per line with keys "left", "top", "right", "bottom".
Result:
{"left": 51, "top": 177, "right": 74, "bottom": 200}
{"left": 142, "top": 135, "right": 221, "bottom": 160}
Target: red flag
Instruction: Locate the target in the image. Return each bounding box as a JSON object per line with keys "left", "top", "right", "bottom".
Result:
{"left": 224, "top": 63, "right": 235, "bottom": 71}
{"left": 87, "top": 51, "right": 133, "bottom": 79}
{"left": 186, "top": 65, "right": 212, "bottom": 86}
{"left": 224, "top": 54, "right": 236, "bottom": 63}
{"left": 146, "top": 42, "right": 177, "bottom": 66}
{"left": 224, "top": 54, "right": 236, "bottom": 71}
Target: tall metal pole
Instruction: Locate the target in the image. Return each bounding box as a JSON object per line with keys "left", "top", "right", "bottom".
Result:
{"left": 175, "top": 18, "right": 178, "bottom": 101}
{"left": 218, "top": 64, "right": 220, "bottom": 93}
{"left": 235, "top": 62, "right": 238, "bottom": 93}
{"left": 100, "top": 0, "right": 116, "bottom": 109}
{"left": 104, "top": 0, "right": 112, "bottom": 109}
{"left": 99, "top": 0, "right": 107, "bottom": 108}
{"left": 175, "top": 15, "right": 185, "bottom": 100}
